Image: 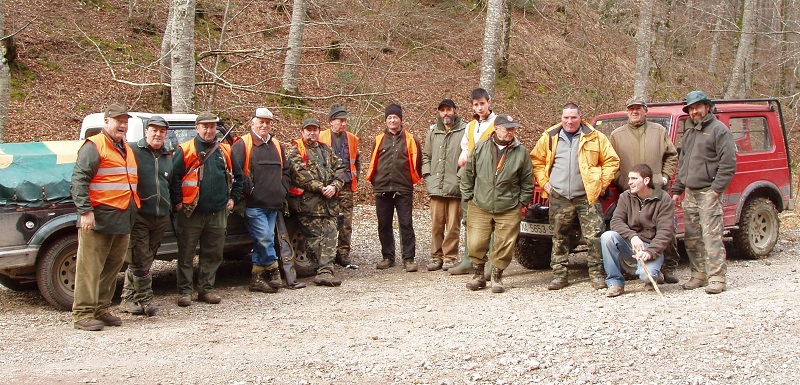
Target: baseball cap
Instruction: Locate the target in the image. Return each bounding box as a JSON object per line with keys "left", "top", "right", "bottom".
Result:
{"left": 104, "top": 104, "right": 131, "bottom": 119}
{"left": 494, "top": 114, "right": 520, "bottom": 129}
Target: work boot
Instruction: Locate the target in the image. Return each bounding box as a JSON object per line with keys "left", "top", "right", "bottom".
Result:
{"left": 547, "top": 276, "right": 568, "bottom": 290}
{"left": 404, "top": 261, "right": 418, "bottom": 273}
{"left": 73, "top": 318, "right": 104, "bottom": 331}
{"left": 682, "top": 277, "right": 708, "bottom": 290}
{"left": 249, "top": 272, "right": 278, "bottom": 293}
{"left": 96, "top": 312, "right": 122, "bottom": 327}
{"left": 376, "top": 259, "right": 395, "bottom": 269}
{"left": 490, "top": 268, "right": 505, "bottom": 293}
{"left": 120, "top": 299, "right": 144, "bottom": 315}
{"left": 314, "top": 271, "right": 342, "bottom": 287}
{"left": 335, "top": 255, "right": 357, "bottom": 269}
{"left": 198, "top": 291, "right": 222, "bottom": 304}
{"left": 606, "top": 285, "right": 624, "bottom": 297}
{"left": 140, "top": 302, "right": 159, "bottom": 317}
{"left": 662, "top": 271, "right": 680, "bottom": 284}
{"left": 442, "top": 259, "right": 456, "bottom": 271}
{"left": 448, "top": 258, "right": 473, "bottom": 275}
{"left": 465, "top": 264, "right": 487, "bottom": 291}
{"left": 590, "top": 277, "right": 607, "bottom": 290}
{"left": 427, "top": 259, "right": 443, "bottom": 271}
{"left": 705, "top": 281, "right": 726, "bottom": 294}
{"left": 266, "top": 265, "right": 283, "bottom": 289}
{"left": 176, "top": 294, "right": 192, "bottom": 307}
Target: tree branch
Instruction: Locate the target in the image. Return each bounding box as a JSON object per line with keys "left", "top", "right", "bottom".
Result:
{"left": 0, "top": 17, "right": 38, "bottom": 42}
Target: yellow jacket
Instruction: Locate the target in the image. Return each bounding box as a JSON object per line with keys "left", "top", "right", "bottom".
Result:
{"left": 530, "top": 120, "right": 619, "bottom": 204}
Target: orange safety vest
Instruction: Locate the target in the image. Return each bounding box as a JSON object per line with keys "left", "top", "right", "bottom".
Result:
{"left": 234, "top": 132, "right": 283, "bottom": 177}
{"left": 179, "top": 139, "right": 234, "bottom": 205}
{"left": 86, "top": 134, "right": 141, "bottom": 210}
{"left": 466, "top": 119, "right": 495, "bottom": 154}
{"left": 365, "top": 130, "right": 421, "bottom": 184}
{"left": 319, "top": 129, "right": 359, "bottom": 192}
{"left": 287, "top": 139, "right": 308, "bottom": 196}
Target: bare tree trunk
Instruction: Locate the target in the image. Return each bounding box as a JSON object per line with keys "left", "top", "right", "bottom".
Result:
{"left": 789, "top": 0, "right": 800, "bottom": 93}
{"left": 0, "top": 0, "right": 8, "bottom": 142}
{"left": 281, "top": 0, "right": 307, "bottom": 95}
{"left": 159, "top": 3, "right": 174, "bottom": 112}
{"left": 708, "top": 4, "right": 724, "bottom": 76}
{"left": 633, "top": 0, "right": 655, "bottom": 99}
{"left": 497, "top": 1, "right": 512, "bottom": 77}
{"left": 207, "top": 0, "right": 233, "bottom": 108}
{"left": 170, "top": 0, "right": 196, "bottom": 113}
{"left": 480, "top": 0, "right": 504, "bottom": 96}
{"left": 726, "top": 0, "right": 758, "bottom": 99}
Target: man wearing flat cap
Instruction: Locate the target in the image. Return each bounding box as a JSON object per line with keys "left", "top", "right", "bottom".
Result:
{"left": 671, "top": 90, "right": 737, "bottom": 294}
{"left": 232, "top": 107, "right": 290, "bottom": 293}
{"left": 71, "top": 103, "right": 140, "bottom": 331}
{"left": 120, "top": 115, "right": 172, "bottom": 317}
{"left": 287, "top": 118, "right": 346, "bottom": 286}
{"left": 318, "top": 103, "right": 361, "bottom": 269}
{"left": 422, "top": 99, "right": 467, "bottom": 271}
{"left": 608, "top": 96, "right": 680, "bottom": 284}
{"left": 366, "top": 103, "right": 423, "bottom": 272}
{"left": 171, "top": 112, "right": 244, "bottom": 306}
{"left": 461, "top": 114, "right": 532, "bottom": 293}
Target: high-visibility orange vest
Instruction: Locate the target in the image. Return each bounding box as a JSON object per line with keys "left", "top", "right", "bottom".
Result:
{"left": 287, "top": 139, "right": 307, "bottom": 196}
{"left": 319, "top": 129, "right": 359, "bottom": 192}
{"left": 178, "top": 139, "right": 234, "bottom": 205}
{"left": 235, "top": 132, "right": 283, "bottom": 177}
{"left": 365, "top": 130, "right": 420, "bottom": 184}
{"left": 466, "top": 119, "right": 495, "bottom": 154}
{"left": 86, "top": 133, "right": 141, "bottom": 210}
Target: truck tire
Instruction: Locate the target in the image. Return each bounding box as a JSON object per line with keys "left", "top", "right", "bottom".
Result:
{"left": 36, "top": 235, "right": 78, "bottom": 311}
{"left": 514, "top": 236, "right": 552, "bottom": 270}
{"left": 0, "top": 274, "right": 37, "bottom": 291}
{"left": 733, "top": 197, "right": 779, "bottom": 259}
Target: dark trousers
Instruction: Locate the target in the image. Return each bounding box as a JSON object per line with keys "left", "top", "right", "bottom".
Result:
{"left": 375, "top": 192, "right": 416, "bottom": 262}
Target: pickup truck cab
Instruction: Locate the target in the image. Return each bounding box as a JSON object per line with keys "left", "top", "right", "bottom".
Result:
{"left": 515, "top": 98, "right": 793, "bottom": 269}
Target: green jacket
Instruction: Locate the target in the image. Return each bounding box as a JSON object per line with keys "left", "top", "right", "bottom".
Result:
{"left": 672, "top": 113, "right": 737, "bottom": 195}
{"left": 461, "top": 135, "right": 534, "bottom": 214}
{"left": 422, "top": 116, "right": 466, "bottom": 198}
{"left": 287, "top": 140, "right": 346, "bottom": 217}
{"left": 171, "top": 135, "right": 244, "bottom": 214}
{"left": 129, "top": 138, "right": 173, "bottom": 217}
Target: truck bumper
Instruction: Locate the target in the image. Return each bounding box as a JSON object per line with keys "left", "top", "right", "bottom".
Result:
{"left": 0, "top": 246, "right": 39, "bottom": 271}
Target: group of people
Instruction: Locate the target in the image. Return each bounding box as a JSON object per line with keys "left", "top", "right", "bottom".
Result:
{"left": 68, "top": 88, "right": 737, "bottom": 331}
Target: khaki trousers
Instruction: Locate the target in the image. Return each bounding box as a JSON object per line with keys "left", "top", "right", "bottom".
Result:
{"left": 72, "top": 230, "right": 129, "bottom": 322}
{"left": 429, "top": 196, "right": 462, "bottom": 262}
{"left": 466, "top": 202, "right": 521, "bottom": 270}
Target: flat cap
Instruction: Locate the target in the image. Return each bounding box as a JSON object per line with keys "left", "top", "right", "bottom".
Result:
{"left": 302, "top": 117, "right": 321, "bottom": 129}
{"left": 147, "top": 115, "right": 169, "bottom": 128}
{"left": 255, "top": 107, "right": 274, "bottom": 120}
{"left": 195, "top": 112, "right": 218, "bottom": 124}
{"left": 328, "top": 104, "right": 349, "bottom": 121}
{"left": 104, "top": 103, "right": 131, "bottom": 119}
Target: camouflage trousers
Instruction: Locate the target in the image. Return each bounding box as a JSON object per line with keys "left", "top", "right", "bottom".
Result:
{"left": 122, "top": 213, "right": 169, "bottom": 304}
{"left": 682, "top": 188, "right": 726, "bottom": 282}
{"left": 298, "top": 215, "right": 338, "bottom": 275}
{"left": 549, "top": 192, "right": 605, "bottom": 279}
{"left": 336, "top": 189, "right": 354, "bottom": 260}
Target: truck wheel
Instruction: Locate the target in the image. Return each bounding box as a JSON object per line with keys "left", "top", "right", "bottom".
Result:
{"left": 514, "top": 236, "right": 552, "bottom": 270}
{"left": 36, "top": 235, "right": 78, "bottom": 311}
{"left": 733, "top": 197, "right": 779, "bottom": 259}
{"left": 0, "top": 274, "right": 37, "bottom": 291}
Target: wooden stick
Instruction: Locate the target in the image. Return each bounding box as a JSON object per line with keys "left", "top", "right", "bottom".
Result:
{"left": 636, "top": 252, "right": 669, "bottom": 310}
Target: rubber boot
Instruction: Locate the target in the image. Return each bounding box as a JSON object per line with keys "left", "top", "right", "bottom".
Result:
{"left": 121, "top": 268, "right": 136, "bottom": 303}
{"left": 465, "top": 264, "right": 487, "bottom": 291}
{"left": 132, "top": 272, "right": 158, "bottom": 316}
{"left": 491, "top": 268, "right": 505, "bottom": 293}
{"left": 448, "top": 257, "right": 473, "bottom": 275}
{"left": 276, "top": 214, "right": 306, "bottom": 289}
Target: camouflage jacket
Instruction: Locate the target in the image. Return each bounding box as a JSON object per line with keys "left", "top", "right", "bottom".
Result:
{"left": 287, "top": 140, "right": 346, "bottom": 217}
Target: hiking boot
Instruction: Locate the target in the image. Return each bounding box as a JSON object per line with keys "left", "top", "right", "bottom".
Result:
{"left": 404, "top": 261, "right": 418, "bottom": 272}
{"left": 198, "top": 291, "right": 222, "bottom": 304}
{"left": 314, "top": 271, "right": 342, "bottom": 287}
{"left": 547, "top": 277, "right": 568, "bottom": 290}
{"left": 682, "top": 277, "right": 708, "bottom": 290}
{"left": 120, "top": 299, "right": 144, "bottom": 315}
{"left": 141, "top": 302, "right": 159, "bottom": 317}
{"left": 606, "top": 285, "right": 624, "bottom": 297}
{"left": 376, "top": 259, "right": 395, "bottom": 269}
{"left": 490, "top": 268, "right": 505, "bottom": 293}
{"left": 662, "top": 271, "right": 680, "bottom": 284}
{"left": 74, "top": 318, "right": 104, "bottom": 331}
{"left": 266, "top": 268, "right": 283, "bottom": 289}
{"left": 176, "top": 294, "right": 192, "bottom": 307}
{"left": 427, "top": 259, "right": 443, "bottom": 271}
{"left": 335, "top": 255, "right": 353, "bottom": 267}
{"left": 250, "top": 272, "right": 278, "bottom": 293}
{"left": 465, "top": 264, "right": 487, "bottom": 291}
{"left": 705, "top": 281, "right": 726, "bottom": 294}
{"left": 590, "top": 278, "right": 607, "bottom": 290}
{"left": 96, "top": 312, "right": 122, "bottom": 327}
{"left": 448, "top": 258, "right": 472, "bottom": 275}
{"left": 442, "top": 260, "right": 456, "bottom": 271}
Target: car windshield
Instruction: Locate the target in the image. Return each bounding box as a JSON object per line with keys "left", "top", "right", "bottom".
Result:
{"left": 592, "top": 116, "right": 673, "bottom": 137}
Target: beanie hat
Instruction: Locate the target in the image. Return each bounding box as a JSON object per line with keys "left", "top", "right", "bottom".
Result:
{"left": 385, "top": 104, "right": 403, "bottom": 120}
{"left": 328, "top": 104, "right": 349, "bottom": 121}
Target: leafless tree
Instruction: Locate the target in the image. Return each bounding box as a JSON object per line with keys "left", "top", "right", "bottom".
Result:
{"left": 159, "top": 3, "right": 174, "bottom": 111}
{"left": 497, "top": 1, "right": 513, "bottom": 77}
{"left": 282, "top": 0, "right": 307, "bottom": 94}
{"left": 0, "top": 0, "right": 8, "bottom": 142}
{"left": 480, "top": 0, "right": 504, "bottom": 96}
{"left": 726, "top": 0, "right": 759, "bottom": 99}
{"left": 633, "top": 0, "right": 655, "bottom": 99}
{"left": 708, "top": 3, "right": 725, "bottom": 76}
{"left": 170, "top": 0, "right": 196, "bottom": 113}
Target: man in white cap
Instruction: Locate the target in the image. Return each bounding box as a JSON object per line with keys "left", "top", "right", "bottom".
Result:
{"left": 232, "top": 107, "right": 291, "bottom": 293}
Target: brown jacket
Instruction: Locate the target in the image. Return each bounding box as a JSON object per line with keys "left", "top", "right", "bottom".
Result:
{"left": 610, "top": 187, "right": 675, "bottom": 257}
{"left": 609, "top": 121, "right": 678, "bottom": 190}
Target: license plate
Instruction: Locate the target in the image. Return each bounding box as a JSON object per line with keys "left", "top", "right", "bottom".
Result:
{"left": 520, "top": 221, "right": 553, "bottom": 235}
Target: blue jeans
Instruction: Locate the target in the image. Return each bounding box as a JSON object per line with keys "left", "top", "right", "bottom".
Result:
{"left": 601, "top": 231, "right": 664, "bottom": 287}
{"left": 245, "top": 207, "right": 279, "bottom": 267}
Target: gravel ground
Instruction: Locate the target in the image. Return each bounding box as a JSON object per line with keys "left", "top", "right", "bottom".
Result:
{"left": 1, "top": 205, "right": 799, "bottom": 385}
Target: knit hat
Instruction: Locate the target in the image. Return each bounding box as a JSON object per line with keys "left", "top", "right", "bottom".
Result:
{"left": 494, "top": 114, "right": 520, "bottom": 129}
{"left": 302, "top": 118, "right": 321, "bottom": 130}
{"left": 255, "top": 107, "right": 274, "bottom": 120}
{"left": 385, "top": 104, "right": 403, "bottom": 120}
{"left": 437, "top": 99, "right": 457, "bottom": 111}
{"left": 328, "top": 103, "right": 349, "bottom": 121}
{"left": 147, "top": 115, "right": 169, "bottom": 128}
{"left": 626, "top": 96, "right": 647, "bottom": 109}
{"left": 104, "top": 103, "right": 131, "bottom": 119}
{"left": 682, "top": 90, "right": 714, "bottom": 113}
{"left": 195, "top": 112, "right": 217, "bottom": 124}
